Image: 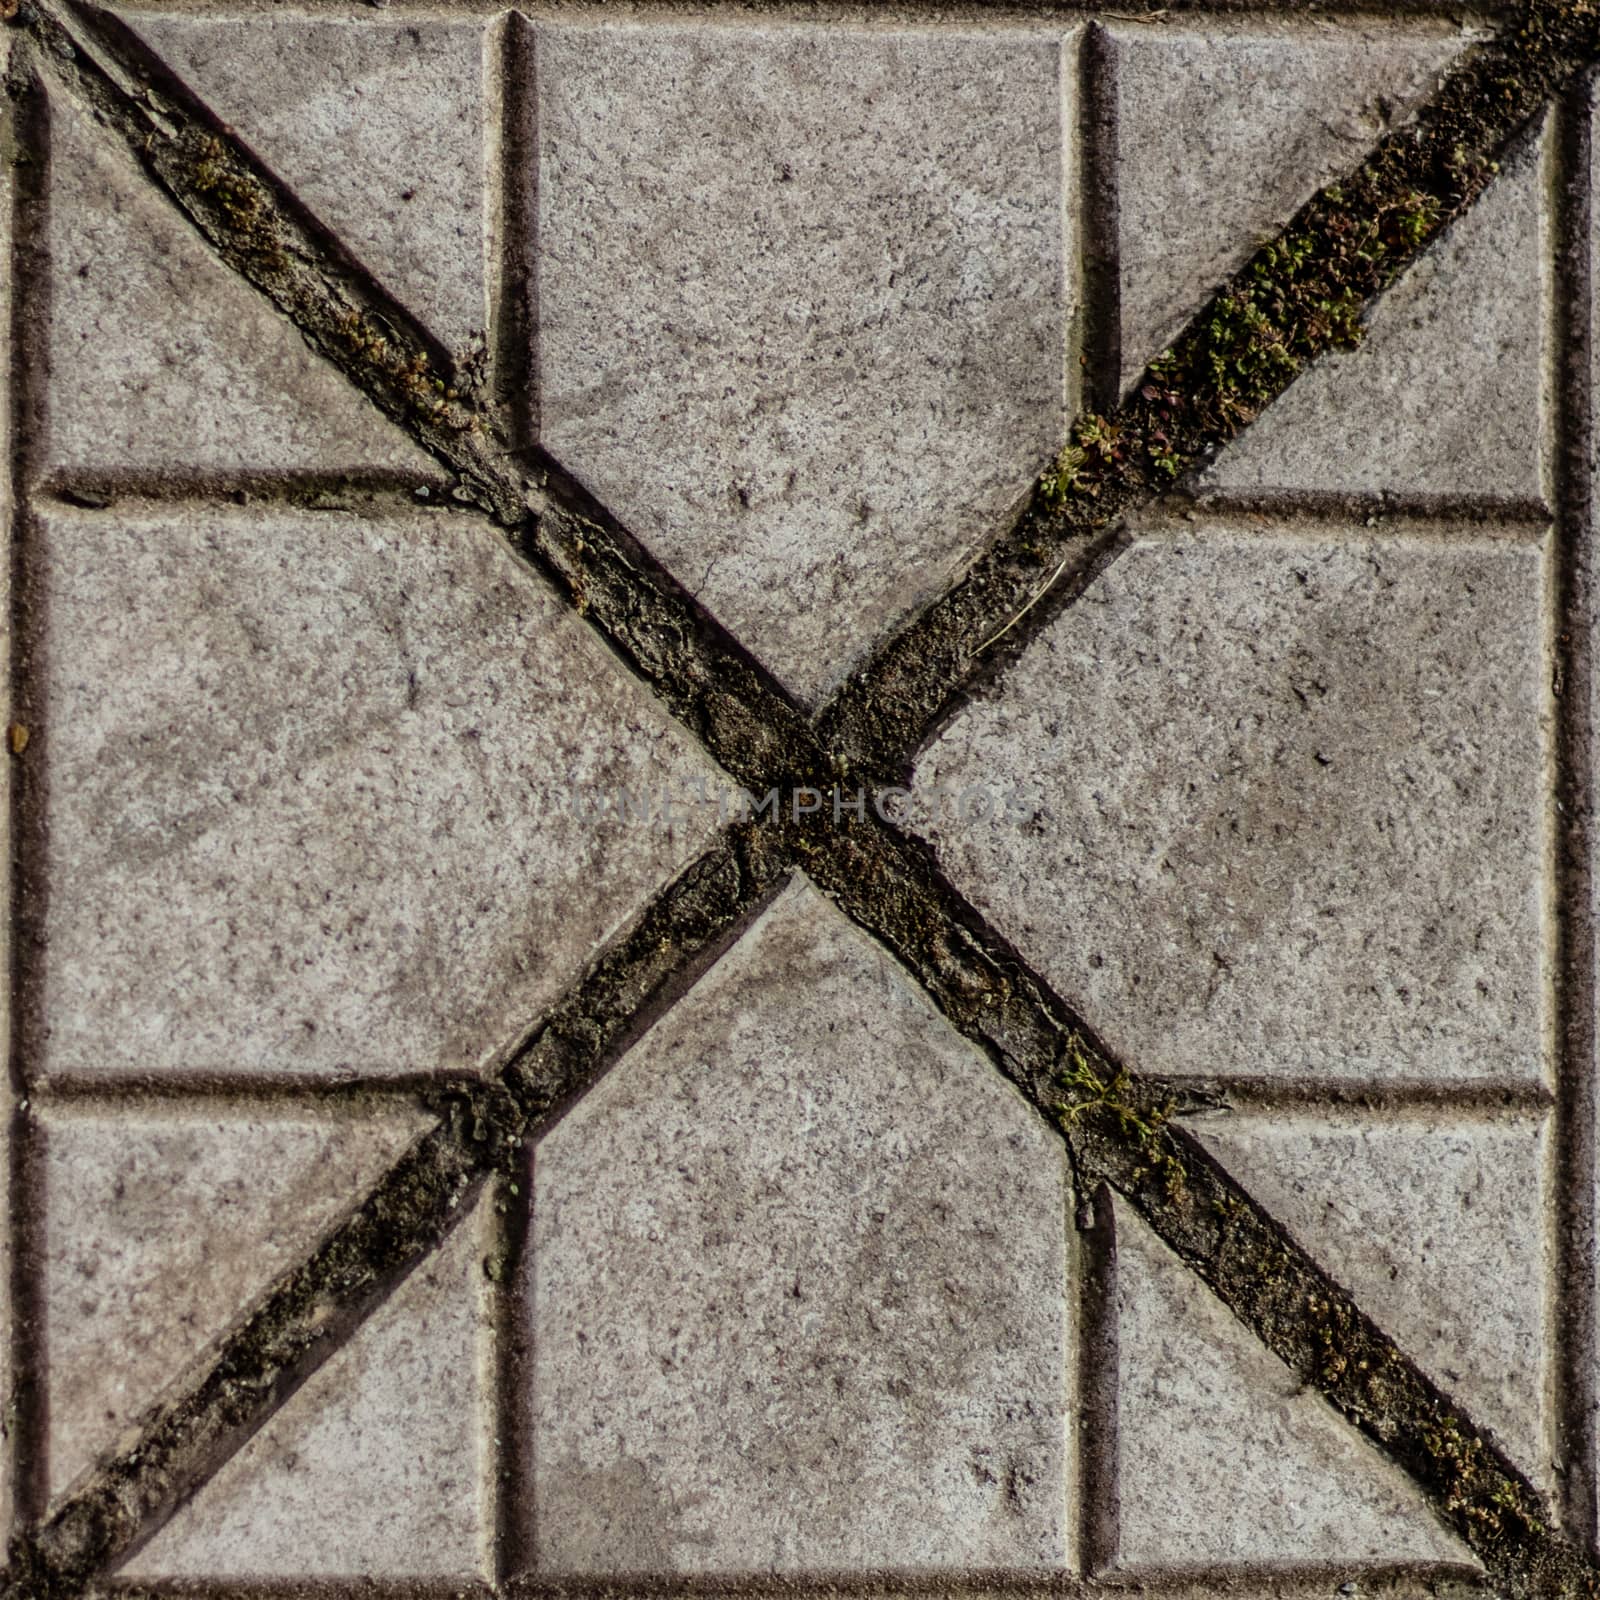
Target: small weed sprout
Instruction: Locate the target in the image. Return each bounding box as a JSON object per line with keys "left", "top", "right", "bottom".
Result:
{"left": 1038, "top": 443, "right": 1087, "bottom": 505}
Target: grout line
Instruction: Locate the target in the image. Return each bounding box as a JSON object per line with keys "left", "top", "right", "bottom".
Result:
{"left": 93, "top": 0, "right": 1518, "bottom": 17}
{"left": 1088, "top": 1565, "right": 1488, "bottom": 1589}
{"left": 495, "top": 1150, "right": 535, "bottom": 1584}
{"left": 5, "top": 52, "right": 48, "bottom": 1541}
{"left": 490, "top": 10, "right": 536, "bottom": 452}
{"left": 93, "top": 1581, "right": 500, "bottom": 1599}
{"left": 81, "top": 1576, "right": 1493, "bottom": 1600}
{"left": 502, "top": 1571, "right": 1485, "bottom": 1598}
{"left": 32, "top": 470, "right": 455, "bottom": 512}
{"left": 1077, "top": 21, "right": 1119, "bottom": 418}
{"left": 1546, "top": 68, "right": 1598, "bottom": 1548}
{"left": 1074, "top": 1185, "right": 1118, "bottom": 1578}
{"left": 9, "top": 1098, "right": 48, "bottom": 1531}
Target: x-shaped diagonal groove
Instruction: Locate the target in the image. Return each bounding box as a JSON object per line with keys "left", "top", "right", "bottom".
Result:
{"left": 5, "top": 0, "right": 1600, "bottom": 1595}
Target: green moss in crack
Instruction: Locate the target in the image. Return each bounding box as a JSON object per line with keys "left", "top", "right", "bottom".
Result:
{"left": 1053, "top": 1031, "right": 1181, "bottom": 1195}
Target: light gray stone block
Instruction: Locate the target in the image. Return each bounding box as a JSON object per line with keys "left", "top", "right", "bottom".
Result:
{"left": 40, "top": 1106, "right": 423, "bottom": 1496}
{"left": 1110, "top": 20, "right": 1469, "bottom": 391}
{"left": 129, "top": 1182, "right": 494, "bottom": 1581}
{"left": 533, "top": 22, "right": 1071, "bottom": 705}
{"left": 128, "top": 13, "right": 490, "bottom": 357}
{"left": 1108, "top": 1197, "right": 1474, "bottom": 1571}
{"left": 1206, "top": 120, "right": 1550, "bottom": 501}
{"left": 1193, "top": 1109, "right": 1552, "bottom": 1486}
{"left": 34, "top": 503, "right": 723, "bottom": 1079}
{"left": 40, "top": 95, "right": 434, "bottom": 480}
{"left": 528, "top": 877, "right": 1072, "bottom": 1574}
{"left": 915, "top": 528, "right": 1549, "bottom": 1086}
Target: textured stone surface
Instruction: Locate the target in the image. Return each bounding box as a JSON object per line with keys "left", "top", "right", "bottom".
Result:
{"left": 527, "top": 878, "right": 1072, "bottom": 1573}
{"left": 534, "top": 23, "right": 1070, "bottom": 705}
{"left": 130, "top": 1184, "right": 493, "bottom": 1581}
{"left": 1207, "top": 121, "right": 1550, "bottom": 500}
{"left": 129, "top": 13, "right": 489, "bottom": 356}
{"left": 1109, "top": 1198, "right": 1473, "bottom": 1572}
{"left": 13, "top": 6, "right": 1578, "bottom": 1585}
{"left": 41, "top": 96, "right": 433, "bottom": 480}
{"left": 1111, "top": 21, "right": 1466, "bottom": 391}
{"left": 40, "top": 1107, "right": 422, "bottom": 1496}
{"left": 33, "top": 503, "right": 722, "bottom": 1079}
{"left": 1192, "top": 1110, "right": 1551, "bottom": 1484}
{"left": 915, "top": 529, "right": 1548, "bottom": 1086}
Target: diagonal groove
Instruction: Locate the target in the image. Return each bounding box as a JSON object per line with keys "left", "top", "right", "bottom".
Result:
{"left": 6, "top": 0, "right": 1598, "bottom": 1594}
{"left": 786, "top": 807, "right": 1584, "bottom": 1597}
{"left": 5, "top": 827, "right": 784, "bottom": 1593}
{"left": 815, "top": 1, "right": 1597, "bottom": 782}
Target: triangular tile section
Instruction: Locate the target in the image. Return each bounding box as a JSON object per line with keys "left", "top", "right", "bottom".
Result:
{"left": 1111, "top": 22, "right": 1470, "bottom": 391}
{"left": 128, "top": 1185, "right": 493, "bottom": 1582}
{"left": 127, "top": 13, "right": 488, "bottom": 355}
{"left": 1192, "top": 1110, "right": 1551, "bottom": 1488}
{"left": 42, "top": 96, "right": 437, "bottom": 479}
{"left": 42, "top": 1107, "right": 425, "bottom": 1498}
{"left": 1108, "top": 1198, "right": 1475, "bottom": 1573}
{"left": 1205, "top": 121, "right": 1549, "bottom": 500}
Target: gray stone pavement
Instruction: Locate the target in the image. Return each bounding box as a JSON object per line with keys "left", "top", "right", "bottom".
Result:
{"left": 0, "top": 1, "right": 1596, "bottom": 1596}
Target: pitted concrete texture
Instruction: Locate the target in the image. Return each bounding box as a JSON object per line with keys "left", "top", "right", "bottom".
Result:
{"left": 1206, "top": 119, "right": 1551, "bottom": 501}
{"left": 1110, "top": 20, "right": 1468, "bottom": 392}
{"left": 1108, "top": 1198, "right": 1474, "bottom": 1571}
{"left": 129, "top": 13, "right": 490, "bottom": 357}
{"left": 40, "top": 97, "right": 435, "bottom": 479}
{"left": 533, "top": 22, "right": 1071, "bottom": 705}
{"left": 528, "top": 879, "right": 1072, "bottom": 1574}
{"left": 32, "top": 502, "right": 723, "bottom": 1079}
{"left": 9, "top": 2, "right": 1591, "bottom": 1591}
{"left": 915, "top": 527, "right": 1549, "bottom": 1087}
{"left": 128, "top": 1185, "right": 494, "bottom": 1581}
{"left": 39, "top": 1107, "right": 424, "bottom": 1496}
{"left": 1191, "top": 1109, "right": 1552, "bottom": 1485}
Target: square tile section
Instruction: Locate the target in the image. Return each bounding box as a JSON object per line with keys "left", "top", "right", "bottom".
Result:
{"left": 27, "top": 503, "right": 722, "bottom": 1080}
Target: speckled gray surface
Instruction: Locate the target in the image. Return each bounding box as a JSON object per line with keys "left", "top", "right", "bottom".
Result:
{"left": 533, "top": 22, "right": 1070, "bottom": 705}
{"left": 1106, "top": 1197, "right": 1474, "bottom": 1572}
{"left": 125, "top": 12, "right": 491, "bottom": 358}
{"left": 39, "top": 1108, "right": 424, "bottom": 1497}
{"left": 1109, "top": 20, "right": 1466, "bottom": 392}
{"left": 127, "top": 1185, "right": 494, "bottom": 1580}
{"left": 915, "top": 528, "right": 1549, "bottom": 1089}
{"left": 5, "top": 5, "right": 1591, "bottom": 1590}
{"left": 33, "top": 502, "right": 722, "bottom": 1079}
{"left": 528, "top": 879, "right": 1072, "bottom": 1573}
{"left": 1204, "top": 119, "right": 1551, "bottom": 501}
{"left": 40, "top": 97, "right": 435, "bottom": 479}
